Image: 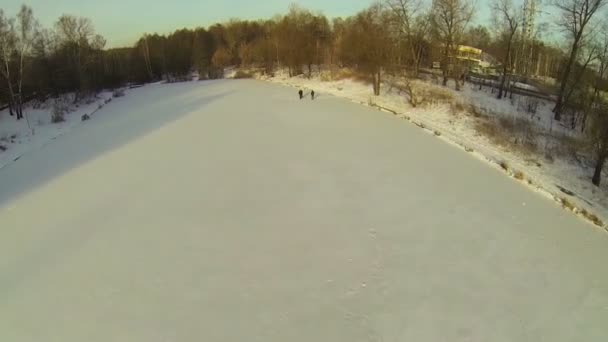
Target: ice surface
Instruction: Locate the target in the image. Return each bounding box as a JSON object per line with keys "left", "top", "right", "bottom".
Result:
{"left": 1, "top": 80, "right": 607, "bottom": 341}
{"left": 261, "top": 71, "right": 608, "bottom": 227}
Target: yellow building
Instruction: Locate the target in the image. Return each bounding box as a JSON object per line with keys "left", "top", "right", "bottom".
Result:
{"left": 455, "top": 45, "right": 483, "bottom": 67}
{"left": 433, "top": 45, "right": 488, "bottom": 72}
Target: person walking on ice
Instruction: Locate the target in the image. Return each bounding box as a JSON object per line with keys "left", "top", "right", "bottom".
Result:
{"left": 311, "top": 90, "right": 315, "bottom": 100}
{"left": 299, "top": 89, "right": 303, "bottom": 100}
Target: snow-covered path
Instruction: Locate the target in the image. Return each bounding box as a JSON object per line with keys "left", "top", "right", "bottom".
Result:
{"left": 1, "top": 80, "right": 607, "bottom": 341}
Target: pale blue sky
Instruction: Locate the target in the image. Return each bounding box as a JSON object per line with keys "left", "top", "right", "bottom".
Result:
{"left": 1, "top": 0, "right": 496, "bottom": 48}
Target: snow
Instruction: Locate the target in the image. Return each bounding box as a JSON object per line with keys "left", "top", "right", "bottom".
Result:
{"left": 260, "top": 70, "right": 608, "bottom": 228}
{"left": 0, "top": 92, "right": 114, "bottom": 170}
{"left": 1, "top": 79, "right": 608, "bottom": 341}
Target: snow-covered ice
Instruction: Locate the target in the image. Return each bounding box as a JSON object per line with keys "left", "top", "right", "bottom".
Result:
{"left": 1, "top": 80, "right": 607, "bottom": 341}
{"left": 260, "top": 70, "right": 608, "bottom": 227}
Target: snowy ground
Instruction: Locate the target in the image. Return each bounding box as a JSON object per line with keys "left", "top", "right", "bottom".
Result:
{"left": 259, "top": 70, "right": 608, "bottom": 228}
{"left": 1, "top": 79, "right": 607, "bottom": 341}
{"left": 0, "top": 92, "right": 115, "bottom": 170}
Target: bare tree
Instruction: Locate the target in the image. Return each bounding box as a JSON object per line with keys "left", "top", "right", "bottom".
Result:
{"left": 591, "top": 24, "right": 608, "bottom": 108}
{"left": 431, "top": 0, "right": 475, "bottom": 90}
{"left": 141, "top": 34, "right": 154, "bottom": 80}
{"left": 55, "top": 15, "right": 100, "bottom": 98}
{"left": 14, "top": 5, "right": 38, "bottom": 124}
{"left": 565, "top": 43, "right": 598, "bottom": 129}
{"left": 588, "top": 99, "right": 608, "bottom": 186}
{"left": 386, "top": 0, "right": 430, "bottom": 76}
{"left": 0, "top": 10, "right": 17, "bottom": 118}
{"left": 552, "top": 0, "right": 607, "bottom": 120}
{"left": 341, "top": 4, "right": 393, "bottom": 95}
{"left": 492, "top": 0, "right": 522, "bottom": 99}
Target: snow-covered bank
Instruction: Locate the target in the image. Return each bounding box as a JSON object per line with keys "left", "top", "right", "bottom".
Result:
{"left": 259, "top": 70, "right": 608, "bottom": 230}
{"left": 0, "top": 92, "right": 116, "bottom": 170}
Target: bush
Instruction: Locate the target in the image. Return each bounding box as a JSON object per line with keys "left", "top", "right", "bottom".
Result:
{"left": 424, "top": 86, "right": 454, "bottom": 104}
{"left": 514, "top": 171, "right": 525, "bottom": 180}
{"left": 468, "top": 104, "right": 485, "bottom": 118}
{"left": 500, "top": 161, "right": 509, "bottom": 171}
{"left": 320, "top": 72, "right": 332, "bottom": 82}
{"left": 333, "top": 69, "right": 354, "bottom": 80}
{"left": 581, "top": 209, "right": 604, "bottom": 227}
{"left": 113, "top": 89, "right": 125, "bottom": 98}
{"left": 561, "top": 198, "right": 575, "bottom": 211}
{"left": 451, "top": 101, "right": 466, "bottom": 113}
{"left": 51, "top": 99, "right": 69, "bottom": 123}
{"left": 474, "top": 116, "right": 537, "bottom": 155}
{"left": 234, "top": 70, "right": 253, "bottom": 79}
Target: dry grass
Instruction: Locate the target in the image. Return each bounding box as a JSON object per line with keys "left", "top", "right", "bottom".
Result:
{"left": 396, "top": 81, "right": 455, "bottom": 108}
{"left": 552, "top": 133, "right": 585, "bottom": 160}
{"left": 451, "top": 101, "right": 466, "bottom": 114}
{"left": 468, "top": 103, "right": 484, "bottom": 118}
{"left": 331, "top": 68, "right": 355, "bottom": 81}
{"left": 465, "top": 147, "right": 474, "bottom": 152}
{"left": 475, "top": 120, "right": 511, "bottom": 146}
{"left": 474, "top": 116, "right": 538, "bottom": 156}
{"left": 234, "top": 70, "right": 253, "bottom": 79}
{"left": 561, "top": 197, "right": 575, "bottom": 211}
{"left": 580, "top": 210, "right": 604, "bottom": 227}
{"left": 514, "top": 171, "right": 525, "bottom": 180}
{"left": 353, "top": 72, "right": 374, "bottom": 84}
{"left": 425, "top": 86, "right": 454, "bottom": 102}
{"left": 320, "top": 72, "right": 332, "bottom": 82}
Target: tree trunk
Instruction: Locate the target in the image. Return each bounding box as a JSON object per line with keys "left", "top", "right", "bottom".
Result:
{"left": 442, "top": 45, "right": 449, "bottom": 87}
{"left": 593, "top": 153, "right": 606, "bottom": 187}
{"left": 499, "top": 35, "right": 514, "bottom": 100}
{"left": 581, "top": 112, "right": 588, "bottom": 133}
{"left": 497, "top": 73, "right": 506, "bottom": 99}
{"left": 372, "top": 71, "right": 381, "bottom": 96}
{"left": 554, "top": 40, "right": 580, "bottom": 121}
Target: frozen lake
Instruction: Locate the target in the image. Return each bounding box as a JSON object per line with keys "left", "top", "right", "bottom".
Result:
{"left": 1, "top": 80, "right": 607, "bottom": 341}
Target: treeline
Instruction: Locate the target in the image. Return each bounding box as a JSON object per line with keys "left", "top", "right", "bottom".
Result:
{"left": 1, "top": 1, "right": 607, "bottom": 123}
{"left": 2, "top": 1, "right": 578, "bottom": 114}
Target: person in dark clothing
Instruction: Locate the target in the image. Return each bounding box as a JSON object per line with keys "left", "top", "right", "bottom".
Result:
{"left": 299, "top": 89, "right": 303, "bottom": 99}
{"left": 311, "top": 90, "right": 315, "bottom": 100}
